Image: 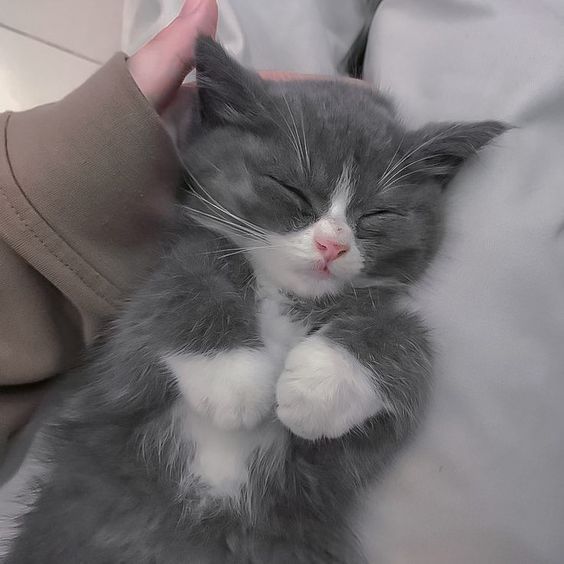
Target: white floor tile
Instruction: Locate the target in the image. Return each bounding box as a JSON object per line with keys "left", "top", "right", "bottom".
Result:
{"left": 0, "top": 27, "right": 99, "bottom": 113}
{"left": 0, "top": 0, "right": 123, "bottom": 63}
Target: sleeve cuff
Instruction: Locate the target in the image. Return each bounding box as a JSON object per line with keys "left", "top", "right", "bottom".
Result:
{"left": 0, "top": 53, "right": 181, "bottom": 319}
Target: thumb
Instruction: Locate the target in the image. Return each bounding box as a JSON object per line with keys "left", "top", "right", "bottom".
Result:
{"left": 128, "top": 0, "right": 218, "bottom": 113}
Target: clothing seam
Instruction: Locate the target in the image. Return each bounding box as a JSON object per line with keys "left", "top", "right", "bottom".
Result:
{"left": 1, "top": 113, "right": 117, "bottom": 308}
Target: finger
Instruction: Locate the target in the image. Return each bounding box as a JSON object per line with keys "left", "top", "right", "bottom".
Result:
{"left": 160, "top": 84, "right": 198, "bottom": 144}
{"left": 128, "top": 0, "right": 218, "bottom": 112}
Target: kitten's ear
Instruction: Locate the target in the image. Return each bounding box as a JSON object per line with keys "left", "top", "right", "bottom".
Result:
{"left": 195, "top": 37, "right": 268, "bottom": 126}
{"left": 403, "top": 121, "right": 509, "bottom": 186}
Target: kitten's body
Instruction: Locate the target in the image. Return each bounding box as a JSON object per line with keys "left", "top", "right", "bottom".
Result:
{"left": 7, "top": 232, "right": 420, "bottom": 563}
{"left": 5, "top": 39, "right": 505, "bottom": 563}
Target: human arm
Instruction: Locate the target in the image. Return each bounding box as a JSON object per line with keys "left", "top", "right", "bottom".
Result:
{"left": 0, "top": 0, "right": 217, "bottom": 444}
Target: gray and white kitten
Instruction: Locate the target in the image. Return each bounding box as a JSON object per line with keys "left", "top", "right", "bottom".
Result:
{"left": 5, "top": 39, "right": 506, "bottom": 563}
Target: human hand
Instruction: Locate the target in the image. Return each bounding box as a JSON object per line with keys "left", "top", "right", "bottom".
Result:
{"left": 127, "top": 0, "right": 218, "bottom": 114}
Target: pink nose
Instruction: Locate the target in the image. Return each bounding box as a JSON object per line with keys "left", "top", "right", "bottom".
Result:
{"left": 315, "top": 238, "right": 350, "bottom": 262}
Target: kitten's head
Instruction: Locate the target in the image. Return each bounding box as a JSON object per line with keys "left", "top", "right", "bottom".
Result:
{"left": 181, "top": 38, "right": 506, "bottom": 298}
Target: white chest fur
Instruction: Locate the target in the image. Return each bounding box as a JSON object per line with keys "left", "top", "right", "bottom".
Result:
{"left": 165, "top": 284, "right": 305, "bottom": 498}
{"left": 256, "top": 283, "right": 306, "bottom": 361}
{"left": 181, "top": 407, "right": 286, "bottom": 498}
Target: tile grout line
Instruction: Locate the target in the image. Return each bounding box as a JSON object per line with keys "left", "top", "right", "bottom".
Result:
{"left": 0, "top": 22, "right": 103, "bottom": 65}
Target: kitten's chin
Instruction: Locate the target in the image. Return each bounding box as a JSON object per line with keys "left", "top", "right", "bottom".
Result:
{"left": 249, "top": 251, "right": 349, "bottom": 298}
{"left": 289, "top": 273, "right": 345, "bottom": 299}
{"left": 259, "top": 267, "right": 345, "bottom": 299}
{"left": 249, "top": 250, "right": 350, "bottom": 298}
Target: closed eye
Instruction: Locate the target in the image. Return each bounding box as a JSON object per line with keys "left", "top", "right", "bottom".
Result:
{"left": 362, "top": 209, "right": 407, "bottom": 219}
{"left": 265, "top": 175, "right": 312, "bottom": 209}
{"left": 357, "top": 208, "right": 408, "bottom": 237}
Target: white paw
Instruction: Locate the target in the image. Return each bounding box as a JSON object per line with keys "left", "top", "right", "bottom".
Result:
{"left": 276, "top": 335, "right": 384, "bottom": 439}
{"left": 165, "top": 348, "right": 277, "bottom": 430}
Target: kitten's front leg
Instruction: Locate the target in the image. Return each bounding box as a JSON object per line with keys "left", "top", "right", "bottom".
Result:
{"left": 276, "top": 335, "right": 384, "bottom": 440}
{"left": 150, "top": 237, "right": 281, "bottom": 431}
{"left": 276, "top": 306, "right": 430, "bottom": 440}
{"left": 166, "top": 348, "right": 277, "bottom": 430}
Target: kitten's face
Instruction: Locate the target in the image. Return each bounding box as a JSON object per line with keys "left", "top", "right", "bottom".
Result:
{"left": 182, "top": 39, "right": 505, "bottom": 299}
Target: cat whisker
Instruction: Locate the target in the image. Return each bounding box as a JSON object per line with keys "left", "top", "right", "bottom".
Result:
{"left": 190, "top": 189, "right": 269, "bottom": 241}
{"left": 379, "top": 154, "right": 437, "bottom": 187}
{"left": 183, "top": 206, "right": 267, "bottom": 243}
{"left": 215, "top": 249, "right": 248, "bottom": 260}
{"left": 276, "top": 94, "right": 310, "bottom": 174}
{"left": 379, "top": 165, "right": 441, "bottom": 193}
{"left": 184, "top": 197, "right": 268, "bottom": 242}
{"left": 198, "top": 247, "right": 254, "bottom": 256}
{"left": 378, "top": 154, "right": 448, "bottom": 193}
{"left": 376, "top": 183, "right": 412, "bottom": 195}
{"left": 285, "top": 97, "right": 308, "bottom": 174}
{"left": 199, "top": 244, "right": 289, "bottom": 259}
{"left": 216, "top": 243, "right": 293, "bottom": 261}
{"left": 215, "top": 249, "right": 257, "bottom": 261}
{"left": 198, "top": 190, "right": 268, "bottom": 237}
{"left": 184, "top": 169, "right": 269, "bottom": 240}
{"left": 269, "top": 111, "right": 301, "bottom": 166}
{"left": 379, "top": 133, "right": 407, "bottom": 184}
{"left": 280, "top": 122, "right": 303, "bottom": 170}
{"left": 378, "top": 123, "right": 461, "bottom": 189}
{"left": 383, "top": 124, "right": 461, "bottom": 184}
{"left": 182, "top": 205, "right": 250, "bottom": 233}
{"left": 298, "top": 104, "right": 311, "bottom": 172}
{"left": 199, "top": 156, "right": 222, "bottom": 174}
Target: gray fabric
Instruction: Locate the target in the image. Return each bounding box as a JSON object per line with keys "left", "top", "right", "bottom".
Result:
{"left": 122, "top": 0, "right": 367, "bottom": 74}
{"left": 359, "top": 2, "right": 564, "bottom": 563}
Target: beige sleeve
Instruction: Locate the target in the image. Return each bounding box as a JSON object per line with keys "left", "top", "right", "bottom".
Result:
{"left": 0, "top": 54, "right": 181, "bottom": 442}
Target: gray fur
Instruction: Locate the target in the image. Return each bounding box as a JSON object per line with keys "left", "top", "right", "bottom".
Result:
{"left": 4, "top": 38, "right": 506, "bottom": 563}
